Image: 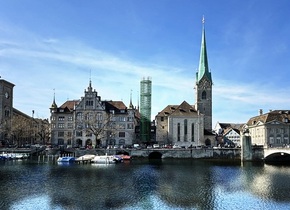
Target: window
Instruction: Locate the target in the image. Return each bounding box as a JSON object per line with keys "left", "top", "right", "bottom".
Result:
{"left": 119, "top": 132, "right": 125, "bottom": 137}
{"left": 85, "top": 100, "right": 93, "bottom": 106}
{"left": 76, "top": 131, "right": 82, "bottom": 137}
{"left": 68, "top": 116, "right": 73, "bottom": 121}
{"left": 67, "top": 123, "right": 73, "bottom": 129}
{"left": 127, "top": 123, "right": 133, "bottom": 129}
{"left": 96, "top": 113, "right": 103, "bottom": 121}
{"left": 67, "top": 132, "right": 72, "bottom": 137}
{"left": 191, "top": 123, "right": 195, "bottom": 142}
{"left": 119, "top": 117, "right": 126, "bottom": 122}
{"left": 58, "top": 123, "right": 65, "bottom": 129}
{"left": 177, "top": 123, "right": 180, "bottom": 141}
{"left": 58, "top": 131, "right": 64, "bottom": 137}
{"left": 184, "top": 119, "right": 188, "bottom": 141}
{"left": 161, "top": 117, "right": 164, "bottom": 121}
{"left": 202, "top": 91, "right": 207, "bottom": 99}
{"left": 58, "top": 116, "right": 65, "bottom": 121}
{"left": 77, "top": 112, "right": 83, "bottom": 121}
{"left": 127, "top": 117, "right": 133, "bottom": 122}
{"left": 4, "top": 110, "right": 10, "bottom": 117}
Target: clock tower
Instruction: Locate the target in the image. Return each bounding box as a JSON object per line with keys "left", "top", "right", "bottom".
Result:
{"left": 195, "top": 17, "right": 213, "bottom": 131}
{"left": 0, "top": 79, "right": 15, "bottom": 142}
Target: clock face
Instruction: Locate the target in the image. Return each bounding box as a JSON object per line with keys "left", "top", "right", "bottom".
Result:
{"left": 5, "top": 92, "right": 9, "bottom": 99}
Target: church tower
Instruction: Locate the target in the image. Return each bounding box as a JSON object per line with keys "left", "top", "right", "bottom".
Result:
{"left": 195, "top": 17, "right": 213, "bottom": 131}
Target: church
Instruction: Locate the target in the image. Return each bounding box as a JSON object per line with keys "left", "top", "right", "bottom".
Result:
{"left": 155, "top": 18, "right": 215, "bottom": 147}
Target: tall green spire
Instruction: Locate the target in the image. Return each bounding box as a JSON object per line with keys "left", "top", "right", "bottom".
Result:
{"left": 196, "top": 16, "right": 212, "bottom": 83}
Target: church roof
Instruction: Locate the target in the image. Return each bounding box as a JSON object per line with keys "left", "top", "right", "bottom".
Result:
{"left": 170, "top": 101, "right": 197, "bottom": 116}
{"left": 156, "top": 101, "right": 197, "bottom": 117}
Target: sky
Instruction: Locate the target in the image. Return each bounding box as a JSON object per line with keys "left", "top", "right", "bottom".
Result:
{"left": 1, "top": 0, "right": 290, "bottom": 127}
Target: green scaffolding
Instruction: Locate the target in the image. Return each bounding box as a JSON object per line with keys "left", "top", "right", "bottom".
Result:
{"left": 140, "top": 78, "right": 152, "bottom": 142}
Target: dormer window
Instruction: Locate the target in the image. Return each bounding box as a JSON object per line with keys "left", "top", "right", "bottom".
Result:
{"left": 284, "top": 118, "right": 289, "bottom": 123}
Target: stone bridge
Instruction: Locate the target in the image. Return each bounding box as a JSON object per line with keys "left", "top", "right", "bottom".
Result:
{"left": 263, "top": 147, "right": 290, "bottom": 159}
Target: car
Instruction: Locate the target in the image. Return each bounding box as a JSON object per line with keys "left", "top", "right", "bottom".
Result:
{"left": 153, "top": 144, "right": 159, "bottom": 149}
{"left": 173, "top": 144, "right": 181, "bottom": 149}
{"left": 147, "top": 145, "right": 153, "bottom": 149}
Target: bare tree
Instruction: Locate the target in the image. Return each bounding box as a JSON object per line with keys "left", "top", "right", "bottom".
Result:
{"left": 33, "top": 119, "right": 50, "bottom": 145}
{"left": 76, "top": 111, "right": 116, "bottom": 147}
{"left": 10, "top": 114, "right": 34, "bottom": 147}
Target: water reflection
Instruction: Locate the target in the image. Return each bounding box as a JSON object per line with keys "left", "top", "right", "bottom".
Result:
{"left": 1, "top": 159, "right": 290, "bottom": 209}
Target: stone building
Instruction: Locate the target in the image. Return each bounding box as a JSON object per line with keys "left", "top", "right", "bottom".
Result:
{"left": 0, "top": 79, "right": 14, "bottom": 143}
{"left": 0, "top": 78, "right": 49, "bottom": 147}
{"left": 155, "top": 101, "right": 204, "bottom": 147}
{"left": 155, "top": 18, "right": 214, "bottom": 147}
{"left": 50, "top": 80, "right": 139, "bottom": 148}
{"left": 244, "top": 109, "right": 290, "bottom": 148}
{"left": 214, "top": 122, "right": 243, "bottom": 147}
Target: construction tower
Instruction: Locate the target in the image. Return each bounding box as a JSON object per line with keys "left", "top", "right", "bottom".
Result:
{"left": 140, "top": 77, "right": 152, "bottom": 143}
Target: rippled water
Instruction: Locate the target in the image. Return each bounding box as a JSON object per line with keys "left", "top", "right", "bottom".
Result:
{"left": 1, "top": 158, "right": 290, "bottom": 210}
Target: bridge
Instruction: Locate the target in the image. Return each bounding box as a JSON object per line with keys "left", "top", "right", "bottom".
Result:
{"left": 263, "top": 147, "right": 290, "bottom": 162}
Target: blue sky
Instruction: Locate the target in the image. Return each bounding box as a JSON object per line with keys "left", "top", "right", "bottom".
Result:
{"left": 1, "top": 0, "right": 290, "bottom": 127}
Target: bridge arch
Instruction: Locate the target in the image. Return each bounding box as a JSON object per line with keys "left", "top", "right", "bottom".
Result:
{"left": 264, "top": 152, "right": 290, "bottom": 163}
{"left": 148, "top": 151, "right": 162, "bottom": 159}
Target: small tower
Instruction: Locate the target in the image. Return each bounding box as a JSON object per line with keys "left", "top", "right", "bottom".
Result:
{"left": 50, "top": 89, "right": 58, "bottom": 113}
{"left": 128, "top": 89, "right": 134, "bottom": 109}
{"left": 195, "top": 16, "right": 213, "bottom": 131}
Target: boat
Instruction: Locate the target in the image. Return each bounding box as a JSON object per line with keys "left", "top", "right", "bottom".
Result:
{"left": 0, "top": 152, "right": 29, "bottom": 160}
{"left": 119, "top": 154, "right": 131, "bottom": 161}
{"left": 57, "top": 156, "right": 75, "bottom": 162}
{"left": 75, "top": 154, "right": 95, "bottom": 163}
{"left": 91, "top": 154, "right": 121, "bottom": 164}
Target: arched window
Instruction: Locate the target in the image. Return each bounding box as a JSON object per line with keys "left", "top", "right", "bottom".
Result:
{"left": 202, "top": 91, "right": 207, "bottom": 99}
{"left": 177, "top": 123, "right": 180, "bottom": 141}
{"left": 184, "top": 119, "right": 188, "bottom": 141}
{"left": 191, "top": 123, "right": 195, "bottom": 142}
{"left": 76, "top": 112, "right": 83, "bottom": 121}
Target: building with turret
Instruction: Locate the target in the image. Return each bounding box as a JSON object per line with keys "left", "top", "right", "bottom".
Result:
{"left": 49, "top": 80, "right": 140, "bottom": 148}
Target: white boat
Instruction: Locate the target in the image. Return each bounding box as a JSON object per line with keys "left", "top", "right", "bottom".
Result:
{"left": 0, "top": 152, "right": 29, "bottom": 160}
{"left": 91, "top": 155, "right": 121, "bottom": 164}
{"left": 75, "top": 154, "right": 95, "bottom": 163}
{"left": 57, "top": 156, "right": 75, "bottom": 162}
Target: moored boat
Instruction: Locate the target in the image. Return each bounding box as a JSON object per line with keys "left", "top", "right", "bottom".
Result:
{"left": 0, "top": 152, "right": 29, "bottom": 160}
{"left": 75, "top": 154, "right": 95, "bottom": 163}
{"left": 120, "top": 154, "right": 131, "bottom": 161}
{"left": 57, "top": 156, "right": 75, "bottom": 162}
{"left": 91, "top": 154, "right": 120, "bottom": 164}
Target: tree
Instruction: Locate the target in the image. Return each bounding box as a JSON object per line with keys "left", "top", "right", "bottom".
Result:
{"left": 10, "top": 114, "right": 34, "bottom": 147}
{"left": 33, "top": 118, "right": 50, "bottom": 145}
{"left": 76, "top": 111, "right": 117, "bottom": 147}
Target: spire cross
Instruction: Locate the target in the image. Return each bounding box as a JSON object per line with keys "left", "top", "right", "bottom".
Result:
{"left": 202, "top": 15, "right": 205, "bottom": 24}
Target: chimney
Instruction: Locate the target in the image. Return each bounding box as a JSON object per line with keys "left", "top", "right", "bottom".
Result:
{"left": 259, "top": 109, "right": 263, "bottom": 115}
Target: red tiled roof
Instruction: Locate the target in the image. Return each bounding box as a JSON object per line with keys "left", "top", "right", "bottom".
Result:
{"left": 60, "top": 100, "right": 80, "bottom": 110}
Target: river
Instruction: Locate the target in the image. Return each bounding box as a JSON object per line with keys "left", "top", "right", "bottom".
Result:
{"left": 1, "top": 158, "right": 290, "bottom": 210}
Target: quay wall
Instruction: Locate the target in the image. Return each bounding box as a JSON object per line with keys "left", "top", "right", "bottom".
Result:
{"left": 1, "top": 147, "right": 265, "bottom": 160}
{"left": 73, "top": 148, "right": 244, "bottom": 160}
